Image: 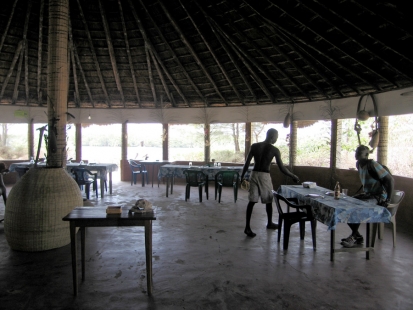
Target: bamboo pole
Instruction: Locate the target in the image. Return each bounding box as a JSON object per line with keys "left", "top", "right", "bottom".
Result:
{"left": 162, "top": 123, "right": 169, "bottom": 160}
{"left": 47, "top": 0, "right": 69, "bottom": 168}
{"left": 377, "top": 116, "right": 389, "bottom": 165}
{"left": 28, "top": 119, "right": 34, "bottom": 158}
{"left": 204, "top": 123, "right": 210, "bottom": 163}
{"left": 245, "top": 122, "right": 252, "bottom": 160}
{"left": 289, "top": 121, "right": 297, "bottom": 169}
{"left": 75, "top": 123, "right": 82, "bottom": 162}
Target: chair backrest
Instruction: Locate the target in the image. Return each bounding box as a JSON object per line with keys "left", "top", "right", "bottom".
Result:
{"left": 215, "top": 171, "right": 239, "bottom": 186}
{"left": 387, "top": 190, "right": 405, "bottom": 216}
{"left": 272, "top": 190, "right": 284, "bottom": 215}
{"left": 128, "top": 159, "right": 146, "bottom": 172}
{"left": 183, "top": 170, "right": 206, "bottom": 186}
{"left": 71, "top": 168, "right": 95, "bottom": 185}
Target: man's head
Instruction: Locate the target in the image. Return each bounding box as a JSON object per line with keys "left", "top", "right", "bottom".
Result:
{"left": 266, "top": 128, "right": 278, "bottom": 144}
{"left": 355, "top": 145, "right": 370, "bottom": 161}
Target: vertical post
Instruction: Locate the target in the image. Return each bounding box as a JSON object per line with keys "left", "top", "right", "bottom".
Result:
{"left": 289, "top": 121, "right": 297, "bottom": 169}
{"left": 47, "top": 0, "right": 69, "bottom": 168}
{"left": 330, "top": 119, "right": 342, "bottom": 188}
{"left": 120, "top": 121, "right": 128, "bottom": 181}
{"left": 28, "top": 119, "right": 34, "bottom": 158}
{"left": 204, "top": 123, "right": 210, "bottom": 163}
{"left": 377, "top": 116, "right": 388, "bottom": 165}
{"left": 75, "top": 123, "right": 82, "bottom": 162}
{"left": 162, "top": 123, "right": 168, "bottom": 160}
{"left": 245, "top": 122, "right": 251, "bottom": 160}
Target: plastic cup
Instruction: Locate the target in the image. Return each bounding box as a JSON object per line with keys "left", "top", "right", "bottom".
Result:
{"left": 342, "top": 189, "right": 348, "bottom": 198}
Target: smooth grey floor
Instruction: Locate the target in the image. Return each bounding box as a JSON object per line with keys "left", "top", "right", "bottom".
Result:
{"left": 1, "top": 180, "right": 413, "bottom": 310}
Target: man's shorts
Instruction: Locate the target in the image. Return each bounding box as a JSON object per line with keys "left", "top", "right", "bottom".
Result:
{"left": 248, "top": 171, "right": 273, "bottom": 204}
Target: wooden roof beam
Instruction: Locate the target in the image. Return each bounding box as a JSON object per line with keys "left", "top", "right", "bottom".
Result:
{"left": 98, "top": 0, "right": 125, "bottom": 107}
{"left": 69, "top": 20, "right": 95, "bottom": 107}
{"left": 0, "top": 40, "right": 23, "bottom": 102}
{"left": 181, "top": 0, "right": 243, "bottom": 105}
{"left": 37, "top": 0, "right": 44, "bottom": 105}
{"left": 12, "top": 48, "right": 24, "bottom": 104}
{"left": 117, "top": 0, "right": 141, "bottom": 107}
{"left": 128, "top": 0, "right": 190, "bottom": 106}
{"left": 0, "top": 0, "right": 18, "bottom": 54}
{"left": 205, "top": 18, "right": 256, "bottom": 102}
{"left": 159, "top": 0, "right": 228, "bottom": 106}
{"left": 149, "top": 49, "right": 174, "bottom": 106}
{"left": 23, "top": 0, "right": 32, "bottom": 105}
{"left": 145, "top": 44, "right": 157, "bottom": 104}
{"left": 69, "top": 41, "right": 80, "bottom": 107}
{"left": 76, "top": 0, "right": 111, "bottom": 107}
{"left": 252, "top": 1, "right": 381, "bottom": 91}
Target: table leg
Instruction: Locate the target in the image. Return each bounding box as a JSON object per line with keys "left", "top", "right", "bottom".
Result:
{"left": 70, "top": 222, "right": 78, "bottom": 296}
{"left": 100, "top": 175, "right": 105, "bottom": 198}
{"left": 166, "top": 176, "right": 169, "bottom": 197}
{"left": 366, "top": 223, "right": 370, "bottom": 260}
{"left": 330, "top": 229, "right": 335, "bottom": 262}
{"left": 151, "top": 165, "right": 155, "bottom": 187}
{"left": 80, "top": 227, "right": 86, "bottom": 280}
{"left": 145, "top": 220, "right": 153, "bottom": 295}
{"left": 170, "top": 176, "right": 174, "bottom": 194}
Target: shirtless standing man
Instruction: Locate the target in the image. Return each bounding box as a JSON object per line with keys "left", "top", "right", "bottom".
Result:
{"left": 241, "top": 128, "right": 300, "bottom": 237}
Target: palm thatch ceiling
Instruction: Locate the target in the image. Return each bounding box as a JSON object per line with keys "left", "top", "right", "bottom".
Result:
{"left": 1, "top": 0, "right": 412, "bottom": 110}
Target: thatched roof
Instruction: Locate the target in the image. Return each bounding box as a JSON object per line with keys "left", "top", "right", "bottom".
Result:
{"left": 1, "top": 0, "right": 412, "bottom": 110}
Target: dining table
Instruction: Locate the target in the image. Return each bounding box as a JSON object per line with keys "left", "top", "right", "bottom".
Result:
{"left": 9, "top": 162, "right": 118, "bottom": 198}
{"left": 158, "top": 164, "right": 251, "bottom": 197}
{"left": 279, "top": 184, "right": 392, "bottom": 261}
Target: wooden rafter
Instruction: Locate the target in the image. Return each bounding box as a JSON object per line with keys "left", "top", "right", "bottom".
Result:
{"left": 69, "top": 21, "right": 95, "bottom": 107}
{"left": 98, "top": 0, "right": 125, "bottom": 107}
{"left": 290, "top": 1, "right": 395, "bottom": 87}
{"left": 248, "top": 1, "right": 380, "bottom": 92}
{"left": 145, "top": 44, "right": 157, "bottom": 104}
{"left": 76, "top": 0, "right": 111, "bottom": 107}
{"left": 158, "top": 0, "right": 228, "bottom": 106}
{"left": 136, "top": 0, "right": 200, "bottom": 105}
{"left": 0, "top": 41, "right": 23, "bottom": 101}
{"left": 37, "top": 0, "right": 44, "bottom": 105}
{"left": 149, "top": 49, "right": 173, "bottom": 106}
{"left": 12, "top": 48, "right": 24, "bottom": 104}
{"left": 181, "top": 0, "right": 242, "bottom": 105}
{"left": 210, "top": 21, "right": 276, "bottom": 103}
{"left": 310, "top": 0, "right": 413, "bottom": 81}
{"left": 128, "top": 0, "right": 189, "bottom": 106}
{"left": 205, "top": 17, "right": 256, "bottom": 102}
{"left": 0, "top": 0, "right": 18, "bottom": 54}
{"left": 117, "top": 0, "right": 141, "bottom": 106}
{"left": 232, "top": 7, "right": 326, "bottom": 99}
{"left": 69, "top": 42, "right": 80, "bottom": 107}
{"left": 23, "top": 0, "right": 32, "bottom": 105}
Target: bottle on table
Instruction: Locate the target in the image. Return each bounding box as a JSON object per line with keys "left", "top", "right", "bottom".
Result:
{"left": 334, "top": 181, "right": 340, "bottom": 200}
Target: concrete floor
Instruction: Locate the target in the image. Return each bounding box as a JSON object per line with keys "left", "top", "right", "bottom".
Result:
{"left": 1, "top": 180, "right": 413, "bottom": 310}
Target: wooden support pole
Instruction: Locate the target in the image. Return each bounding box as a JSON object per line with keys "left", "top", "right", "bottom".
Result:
{"left": 245, "top": 122, "right": 252, "bottom": 160}
{"left": 75, "top": 123, "right": 82, "bottom": 162}
{"left": 28, "top": 119, "right": 34, "bottom": 158}
{"left": 377, "top": 116, "right": 389, "bottom": 165}
{"left": 162, "top": 123, "right": 169, "bottom": 160}
{"left": 289, "top": 121, "right": 297, "bottom": 169}
{"left": 204, "top": 123, "right": 210, "bottom": 163}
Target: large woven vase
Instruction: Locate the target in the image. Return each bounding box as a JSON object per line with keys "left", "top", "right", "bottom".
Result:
{"left": 4, "top": 167, "right": 83, "bottom": 251}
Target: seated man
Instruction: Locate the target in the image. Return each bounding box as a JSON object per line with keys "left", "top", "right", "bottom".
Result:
{"left": 341, "top": 145, "right": 394, "bottom": 247}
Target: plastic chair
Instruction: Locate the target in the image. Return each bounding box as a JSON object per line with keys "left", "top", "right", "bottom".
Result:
{"left": 372, "top": 190, "right": 405, "bottom": 248}
{"left": 183, "top": 170, "right": 208, "bottom": 202}
{"left": 272, "top": 190, "right": 317, "bottom": 251}
{"left": 214, "top": 170, "right": 239, "bottom": 203}
{"left": 128, "top": 159, "right": 148, "bottom": 187}
{"left": 71, "top": 167, "right": 98, "bottom": 199}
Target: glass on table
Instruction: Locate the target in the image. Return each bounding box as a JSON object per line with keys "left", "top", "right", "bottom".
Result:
{"left": 217, "top": 163, "right": 221, "bottom": 167}
{"left": 189, "top": 162, "right": 192, "bottom": 167}
{"left": 342, "top": 188, "right": 348, "bottom": 198}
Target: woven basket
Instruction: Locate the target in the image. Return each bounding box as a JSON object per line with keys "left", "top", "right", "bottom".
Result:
{"left": 4, "top": 167, "right": 83, "bottom": 251}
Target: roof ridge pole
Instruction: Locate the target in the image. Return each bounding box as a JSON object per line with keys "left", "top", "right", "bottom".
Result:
{"left": 0, "top": 0, "right": 18, "bottom": 54}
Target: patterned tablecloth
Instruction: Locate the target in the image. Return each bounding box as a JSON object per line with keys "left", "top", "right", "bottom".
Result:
{"left": 279, "top": 185, "right": 391, "bottom": 230}
{"left": 158, "top": 164, "right": 250, "bottom": 180}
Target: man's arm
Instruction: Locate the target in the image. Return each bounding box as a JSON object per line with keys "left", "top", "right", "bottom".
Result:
{"left": 273, "top": 148, "right": 300, "bottom": 183}
{"left": 241, "top": 149, "right": 253, "bottom": 180}
{"left": 381, "top": 174, "right": 394, "bottom": 203}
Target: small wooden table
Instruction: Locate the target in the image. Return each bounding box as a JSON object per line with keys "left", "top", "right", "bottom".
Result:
{"left": 62, "top": 207, "right": 156, "bottom": 295}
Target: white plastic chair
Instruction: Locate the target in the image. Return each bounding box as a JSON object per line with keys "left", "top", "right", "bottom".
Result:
{"left": 372, "top": 190, "right": 405, "bottom": 248}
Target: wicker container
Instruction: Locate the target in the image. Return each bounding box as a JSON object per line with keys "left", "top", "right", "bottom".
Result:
{"left": 4, "top": 167, "right": 83, "bottom": 251}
